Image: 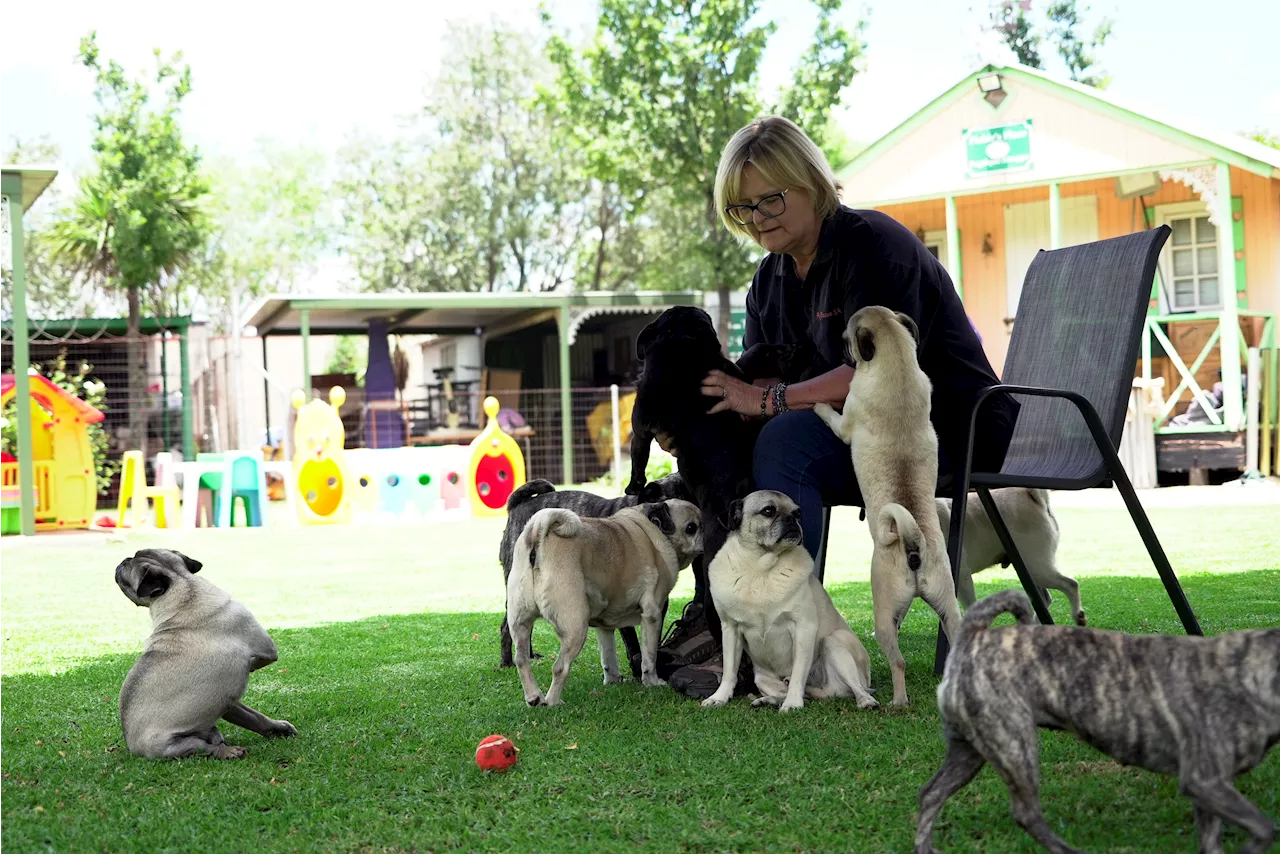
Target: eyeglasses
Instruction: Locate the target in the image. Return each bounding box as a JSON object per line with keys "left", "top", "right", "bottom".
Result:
{"left": 725, "top": 189, "right": 788, "bottom": 227}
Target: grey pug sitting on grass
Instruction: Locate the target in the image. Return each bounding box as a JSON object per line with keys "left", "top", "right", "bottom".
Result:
{"left": 916, "top": 589, "right": 1280, "bottom": 854}
{"left": 115, "top": 549, "right": 296, "bottom": 759}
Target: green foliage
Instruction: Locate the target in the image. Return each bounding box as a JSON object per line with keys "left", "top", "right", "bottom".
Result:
{"left": 338, "top": 23, "right": 589, "bottom": 293}
{"left": 988, "top": 1, "right": 1112, "bottom": 87}
{"left": 46, "top": 33, "right": 210, "bottom": 457}
{"left": 50, "top": 33, "right": 210, "bottom": 302}
{"left": 327, "top": 335, "right": 366, "bottom": 387}
{"left": 543, "top": 0, "right": 865, "bottom": 337}
{"left": 181, "top": 142, "right": 331, "bottom": 326}
{"left": 0, "top": 352, "right": 118, "bottom": 495}
{"left": 1, "top": 137, "right": 101, "bottom": 319}
{"left": 1245, "top": 129, "right": 1280, "bottom": 150}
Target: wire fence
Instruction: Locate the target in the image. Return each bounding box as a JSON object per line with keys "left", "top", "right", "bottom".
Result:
{"left": 1, "top": 332, "right": 189, "bottom": 505}
{"left": 350, "top": 386, "right": 637, "bottom": 484}
{"left": 3, "top": 319, "right": 645, "bottom": 507}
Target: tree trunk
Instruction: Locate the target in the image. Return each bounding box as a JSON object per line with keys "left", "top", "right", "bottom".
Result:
{"left": 717, "top": 283, "right": 732, "bottom": 356}
{"left": 127, "top": 285, "right": 147, "bottom": 462}
{"left": 592, "top": 189, "right": 610, "bottom": 290}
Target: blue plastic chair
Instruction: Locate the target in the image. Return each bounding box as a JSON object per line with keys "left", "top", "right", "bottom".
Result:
{"left": 215, "top": 453, "right": 266, "bottom": 528}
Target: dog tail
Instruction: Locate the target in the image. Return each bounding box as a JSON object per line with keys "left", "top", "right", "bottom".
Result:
{"left": 878, "top": 503, "right": 923, "bottom": 571}
{"left": 959, "top": 590, "right": 1036, "bottom": 643}
{"left": 508, "top": 479, "right": 556, "bottom": 511}
{"left": 521, "top": 508, "right": 583, "bottom": 573}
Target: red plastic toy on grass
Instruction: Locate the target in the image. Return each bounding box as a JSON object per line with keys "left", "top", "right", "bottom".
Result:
{"left": 475, "top": 734, "right": 519, "bottom": 772}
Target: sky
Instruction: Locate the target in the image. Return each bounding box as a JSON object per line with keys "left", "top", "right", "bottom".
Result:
{"left": 5, "top": 0, "right": 1278, "bottom": 175}
{"left": 2, "top": 0, "right": 1278, "bottom": 303}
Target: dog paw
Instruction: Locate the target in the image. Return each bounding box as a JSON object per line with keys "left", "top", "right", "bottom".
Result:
{"left": 856, "top": 695, "right": 879, "bottom": 710}
{"left": 701, "top": 694, "right": 729, "bottom": 709}
{"left": 641, "top": 674, "right": 667, "bottom": 688}
{"left": 624, "top": 480, "right": 646, "bottom": 496}
{"left": 213, "top": 745, "right": 247, "bottom": 760}
{"left": 1075, "top": 610, "right": 1087, "bottom": 627}
{"left": 525, "top": 695, "right": 546, "bottom": 707}
{"left": 779, "top": 698, "right": 805, "bottom": 713}
{"left": 603, "top": 673, "right": 624, "bottom": 686}
{"left": 891, "top": 695, "right": 910, "bottom": 708}
{"left": 751, "top": 696, "right": 782, "bottom": 709}
{"left": 268, "top": 720, "right": 298, "bottom": 738}
{"left": 542, "top": 697, "right": 563, "bottom": 708}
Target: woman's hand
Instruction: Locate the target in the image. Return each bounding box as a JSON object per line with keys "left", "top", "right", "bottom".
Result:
{"left": 702, "top": 370, "right": 763, "bottom": 416}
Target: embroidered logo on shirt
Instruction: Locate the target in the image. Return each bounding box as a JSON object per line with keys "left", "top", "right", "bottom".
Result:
{"left": 816, "top": 308, "right": 842, "bottom": 320}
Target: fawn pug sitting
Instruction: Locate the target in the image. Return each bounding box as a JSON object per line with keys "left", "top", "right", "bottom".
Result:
{"left": 701, "top": 491, "right": 877, "bottom": 712}
{"left": 115, "top": 549, "right": 296, "bottom": 759}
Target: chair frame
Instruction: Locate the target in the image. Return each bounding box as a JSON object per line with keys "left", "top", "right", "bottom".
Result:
{"left": 810, "top": 227, "right": 1203, "bottom": 676}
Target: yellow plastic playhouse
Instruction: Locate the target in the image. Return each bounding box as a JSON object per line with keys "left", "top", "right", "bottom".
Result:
{"left": 1, "top": 373, "right": 105, "bottom": 530}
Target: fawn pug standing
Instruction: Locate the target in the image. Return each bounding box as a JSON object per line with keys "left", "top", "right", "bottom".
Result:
{"left": 814, "top": 306, "right": 962, "bottom": 706}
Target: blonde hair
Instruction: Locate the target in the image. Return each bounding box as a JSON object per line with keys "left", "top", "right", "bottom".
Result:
{"left": 714, "top": 116, "right": 841, "bottom": 241}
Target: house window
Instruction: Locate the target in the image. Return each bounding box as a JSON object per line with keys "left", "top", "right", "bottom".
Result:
{"left": 921, "top": 229, "right": 952, "bottom": 278}
{"left": 1157, "top": 204, "right": 1220, "bottom": 312}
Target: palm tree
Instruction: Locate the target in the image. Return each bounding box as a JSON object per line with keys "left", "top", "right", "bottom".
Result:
{"left": 48, "top": 174, "right": 205, "bottom": 459}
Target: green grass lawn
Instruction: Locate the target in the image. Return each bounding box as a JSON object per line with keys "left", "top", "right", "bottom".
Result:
{"left": 3, "top": 500, "right": 1279, "bottom": 852}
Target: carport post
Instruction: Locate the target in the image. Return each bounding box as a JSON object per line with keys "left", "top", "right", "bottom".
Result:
{"left": 180, "top": 331, "right": 194, "bottom": 459}
{"left": 300, "top": 309, "right": 311, "bottom": 400}
{"left": 557, "top": 306, "right": 573, "bottom": 484}
{"left": 3, "top": 174, "right": 36, "bottom": 535}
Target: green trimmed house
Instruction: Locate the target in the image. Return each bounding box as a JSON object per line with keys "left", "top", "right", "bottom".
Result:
{"left": 838, "top": 63, "right": 1280, "bottom": 479}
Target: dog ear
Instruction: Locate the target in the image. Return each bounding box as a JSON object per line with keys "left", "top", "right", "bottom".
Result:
{"left": 894, "top": 312, "right": 920, "bottom": 346}
{"left": 645, "top": 502, "right": 675, "bottom": 536}
{"left": 174, "top": 551, "right": 203, "bottom": 574}
{"left": 136, "top": 569, "right": 171, "bottom": 600}
{"left": 729, "top": 499, "right": 745, "bottom": 531}
{"left": 855, "top": 326, "right": 876, "bottom": 362}
{"left": 635, "top": 318, "right": 660, "bottom": 360}
{"left": 638, "top": 481, "right": 666, "bottom": 503}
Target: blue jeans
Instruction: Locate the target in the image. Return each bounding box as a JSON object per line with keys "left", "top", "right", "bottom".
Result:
{"left": 752, "top": 410, "right": 863, "bottom": 563}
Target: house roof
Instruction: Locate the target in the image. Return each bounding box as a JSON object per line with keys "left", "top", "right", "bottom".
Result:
{"left": 246, "top": 291, "right": 706, "bottom": 338}
{"left": 1, "top": 374, "right": 106, "bottom": 424}
{"left": 837, "top": 63, "right": 1280, "bottom": 196}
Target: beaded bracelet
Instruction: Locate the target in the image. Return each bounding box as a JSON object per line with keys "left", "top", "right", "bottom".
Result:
{"left": 761, "top": 385, "right": 772, "bottom": 417}
{"left": 773, "top": 381, "right": 789, "bottom": 415}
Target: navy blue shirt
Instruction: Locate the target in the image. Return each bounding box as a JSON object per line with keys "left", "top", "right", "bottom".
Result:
{"left": 744, "top": 206, "right": 1019, "bottom": 474}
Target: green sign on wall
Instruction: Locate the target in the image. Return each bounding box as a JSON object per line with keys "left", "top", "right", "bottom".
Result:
{"left": 964, "top": 120, "right": 1033, "bottom": 177}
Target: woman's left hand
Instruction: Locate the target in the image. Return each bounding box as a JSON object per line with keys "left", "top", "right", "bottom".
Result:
{"left": 702, "top": 370, "right": 762, "bottom": 416}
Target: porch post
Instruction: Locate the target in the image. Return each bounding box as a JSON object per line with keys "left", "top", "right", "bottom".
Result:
{"left": 1214, "top": 161, "right": 1243, "bottom": 430}
{"left": 3, "top": 175, "right": 36, "bottom": 535}
{"left": 557, "top": 306, "right": 573, "bottom": 484}
{"left": 945, "top": 195, "right": 962, "bottom": 300}
{"left": 1048, "top": 182, "right": 1062, "bottom": 250}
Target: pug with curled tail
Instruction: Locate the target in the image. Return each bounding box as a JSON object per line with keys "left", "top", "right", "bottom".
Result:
{"left": 813, "top": 306, "right": 962, "bottom": 707}
{"left": 115, "top": 549, "right": 296, "bottom": 759}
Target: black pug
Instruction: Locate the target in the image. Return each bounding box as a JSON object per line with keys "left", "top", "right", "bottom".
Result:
{"left": 497, "top": 473, "right": 694, "bottom": 675}
{"left": 627, "top": 306, "right": 798, "bottom": 675}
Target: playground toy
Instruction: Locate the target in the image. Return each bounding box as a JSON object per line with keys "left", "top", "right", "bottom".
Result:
{"left": 0, "top": 374, "right": 104, "bottom": 531}
{"left": 468, "top": 396, "right": 526, "bottom": 516}
{"left": 116, "top": 450, "right": 181, "bottom": 528}
{"left": 291, "top": 387, "right": 352, "bottom": 525}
